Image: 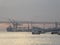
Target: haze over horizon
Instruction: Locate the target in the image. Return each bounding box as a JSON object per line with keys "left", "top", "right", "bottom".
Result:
{"left": 0, "top": 0, "right": 60, "bottom": 22}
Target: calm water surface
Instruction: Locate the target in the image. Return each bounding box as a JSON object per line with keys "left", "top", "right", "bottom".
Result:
{"left": 0, "top": 32, "right": 60, "bottom": 45}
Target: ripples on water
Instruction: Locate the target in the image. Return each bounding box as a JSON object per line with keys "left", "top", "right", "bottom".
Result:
{"left": 0, "top": 32, "right": 60, "bottom": 45}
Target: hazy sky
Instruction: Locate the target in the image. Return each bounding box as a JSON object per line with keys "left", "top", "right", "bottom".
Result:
{"left": 0, "top": 0, "right": 60, "bottom": 22}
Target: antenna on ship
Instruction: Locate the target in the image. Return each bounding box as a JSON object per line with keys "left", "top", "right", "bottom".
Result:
{"left": 55, "top": 21, "right": 58, "bottom": 29}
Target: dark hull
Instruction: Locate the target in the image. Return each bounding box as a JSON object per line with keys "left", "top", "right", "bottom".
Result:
{"left": 7, "top": 29, "right": 32, "bottom": 32}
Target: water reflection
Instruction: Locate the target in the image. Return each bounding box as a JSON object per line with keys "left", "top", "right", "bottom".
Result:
{"left": 0, "top": 32, "right": 60, "bottom": 45}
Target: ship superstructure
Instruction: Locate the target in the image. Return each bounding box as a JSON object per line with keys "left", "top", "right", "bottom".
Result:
{"left": 6, "top": 19, "right": 60, "bottom": 35}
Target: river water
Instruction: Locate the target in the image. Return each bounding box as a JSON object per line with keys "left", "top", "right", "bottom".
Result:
{"left": 0, "top": 32, "right": 60, "bottom": 45}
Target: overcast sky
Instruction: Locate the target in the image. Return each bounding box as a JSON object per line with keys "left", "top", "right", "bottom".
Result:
{"left": 0, "top": 0, "right": 60, "bottom": 22}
